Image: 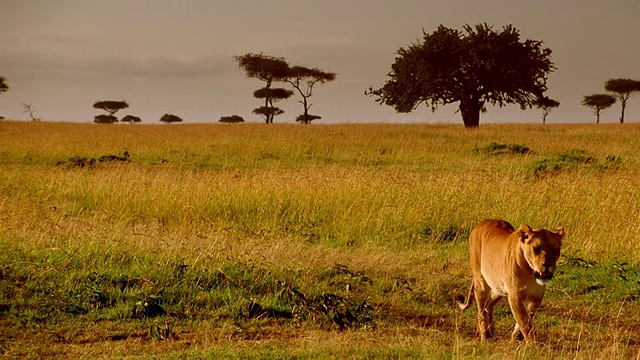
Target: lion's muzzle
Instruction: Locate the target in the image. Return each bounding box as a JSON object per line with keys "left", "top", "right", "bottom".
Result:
{"left": 534, "top": 271, "right": 553, "bottom": 283}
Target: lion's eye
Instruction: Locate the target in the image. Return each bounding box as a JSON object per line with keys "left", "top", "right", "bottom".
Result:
{"left": 533, "top": 247, "right": 541, "bottom": 255}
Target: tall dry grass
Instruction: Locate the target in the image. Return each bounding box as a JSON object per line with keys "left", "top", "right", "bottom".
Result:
{"left": 1, "top": 121, "right": 639, "bottom": 358}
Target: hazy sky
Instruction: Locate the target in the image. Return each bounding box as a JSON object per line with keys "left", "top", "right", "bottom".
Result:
{"left": 1, "top": 0, "right": 639, "bottom": 124}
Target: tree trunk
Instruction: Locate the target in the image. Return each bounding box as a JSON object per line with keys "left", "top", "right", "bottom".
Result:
{"left": 265, "top": 82, "right": 272, "bottom": 124}
{"left": 459, "top": 99, "right": 481, "bottom": 128}
{"left": 596, "top": 109, "right": 600, "bottom": 124}
{"left": 302, "top": 96, "right": 310, "bottom": 124}
{"left": 620, "top": 102, "right": 626, "bottom": 124}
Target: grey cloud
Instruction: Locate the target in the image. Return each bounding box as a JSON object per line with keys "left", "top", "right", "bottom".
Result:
{"left": 0, "top": 52, "right": 233, "bottom": 82}
{"left": 26, "top": 31, "right": 92, "bottom": 46}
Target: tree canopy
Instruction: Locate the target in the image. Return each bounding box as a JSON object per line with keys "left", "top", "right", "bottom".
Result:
{"left": 0, "top": 77, "right": 8, "bottom": 94}
{"left": 159, "top": 113, "right": 183, "bottom": 123}
{"left": 219, "top": 115, "right": 245, "bottom": 124}
{"left": 604, "top": 78, "right": 640, "bottom": 124}
{"left": 121, "top": 115, "right": 142, "bottom": 123}
{"left": 93, "top": 100, "right": 129, "bottom": 117}
{"left": 367, "top": 24, "right": 555, "bottom": 127}
{"left": 295, "top": 114, "right": 321, "bottom": 123}
{"left": 582, "top": 94, "right": 616, "bottom": 124}
{"left": 234, "top": 53, "right": 290, "bottom": 123}
{"left": 94, "top": 114, "right": 118, "bottom": 124}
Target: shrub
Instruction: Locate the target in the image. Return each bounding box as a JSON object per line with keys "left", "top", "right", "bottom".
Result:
{"left": 473, "top": 142, "right": 530, "bottom": 155}
{"left": 529, "top": 149, "right": 621, "bottom": 177}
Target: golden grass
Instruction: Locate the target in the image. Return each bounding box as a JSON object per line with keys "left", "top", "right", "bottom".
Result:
{"left": 1, "top": 121, "right": 640, "bottom": 358}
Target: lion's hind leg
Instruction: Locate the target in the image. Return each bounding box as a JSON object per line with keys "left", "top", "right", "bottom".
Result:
{"left": 474, "top": 280, "right": 499, "bottom": 340}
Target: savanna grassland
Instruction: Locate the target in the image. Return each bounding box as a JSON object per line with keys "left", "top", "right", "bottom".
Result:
{"left": 1, "top": 121, "right": 639, "bottom": 359}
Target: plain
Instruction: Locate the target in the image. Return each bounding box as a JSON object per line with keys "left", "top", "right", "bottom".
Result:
{"left": 0, "top": 121, "right": 639, "bottom": 359}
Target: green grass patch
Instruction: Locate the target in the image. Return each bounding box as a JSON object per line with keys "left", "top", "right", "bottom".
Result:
{"left": 473, "top": 142, "right": 531, "bottom": 155}
{"left": 529, "top": 149, "right": 623, "bottom": 177}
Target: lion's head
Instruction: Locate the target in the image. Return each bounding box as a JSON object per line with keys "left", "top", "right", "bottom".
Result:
{"left": 517, "top": 224, "right": 565, "bottom": 286}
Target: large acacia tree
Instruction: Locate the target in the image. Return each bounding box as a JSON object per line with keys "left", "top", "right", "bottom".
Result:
{"left": 368, "top": 24, "right": 555, "bottom": 128}
{"left": 604, "top": 78, "right": 640, "bottom": 124}
{"left": 234, "top": 53, "right": 290, "bottom": 124}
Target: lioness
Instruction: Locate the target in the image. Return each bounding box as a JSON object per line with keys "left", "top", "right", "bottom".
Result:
{"left": 457, "top": 219, "right": 564, "bottom": 342}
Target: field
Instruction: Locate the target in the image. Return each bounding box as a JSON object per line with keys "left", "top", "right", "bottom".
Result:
{"left": 1, "top": 121, "right": 639, "bottom": 359}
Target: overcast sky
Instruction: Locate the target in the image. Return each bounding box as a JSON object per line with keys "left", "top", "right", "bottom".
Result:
{"left": 1, "top": 0, "right": 639, "bottom": 124}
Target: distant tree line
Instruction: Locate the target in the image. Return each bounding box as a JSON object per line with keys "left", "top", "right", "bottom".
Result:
{"left": 91, "top": 100, "right": 183, "bottom": 124}
{"left": 3, "top": 23, "right": 640, "bottom": 126}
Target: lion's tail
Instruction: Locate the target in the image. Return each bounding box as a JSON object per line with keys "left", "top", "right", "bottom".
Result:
{"left": 456, "top": 282, "right": 474, "bottom": 311}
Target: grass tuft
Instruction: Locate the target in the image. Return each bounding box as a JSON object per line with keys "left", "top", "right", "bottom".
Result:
{"left": 473, "top": 142, "right": 531, "bottom": 155}
{"left": 529, "top": 149, "right": 623, "bottom": 177}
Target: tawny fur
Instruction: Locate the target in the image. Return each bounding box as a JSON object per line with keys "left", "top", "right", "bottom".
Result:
{"left": 457, "top": 219, "right": 564, "bottom": 342}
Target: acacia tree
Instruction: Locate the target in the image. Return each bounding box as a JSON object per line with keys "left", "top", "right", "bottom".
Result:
{"left": 94, "top": 114, "right": 118, "bottom": 124}
{"left": 0, "top": 77, "right": 8, "bottom": 94}
{"left": 533, "top": 97, "right": 560, "bottom": 124}
{"left": 160, "top": 113, "right": 183, "bottom": 123}
{"left": 219, "top": 115, "right": 245, "bottom": 123}
{"left": 367, "top": 24, "right": 555, "bottom": 128}
{"left": 120, "top": 115, "right": 142, "bottom": 123}
{"left": 295, "top": 114, "right": 321, "bottom": 123}
{"left": 93, "top": 100, "right": 129, "bottom": 122}
{"left": 252, "top": 87, "right": 293, "bottom": 122}
{"left": 582, "top": 94, "right": 616, "bottom": 124}
{"left": 285, "top": 66, "right": 337, "bottom": 124}
{"left": 234, "top": 53, "right": 290, "bottom": 123}
{"left": 604, "top": 78, "right": 640, "bottom": 124}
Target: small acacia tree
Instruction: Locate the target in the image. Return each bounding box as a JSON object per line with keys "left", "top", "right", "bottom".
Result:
{"left": 234, "top": 53, "right": 290, "bottom": 123}
{"left": 0, "top": 77, "right": 8, "bottom": 94}
{"left": 285, "top": 66, "right": 337, "bottom": 124}
{"left": 160, "top": 113, "right": 183, "bottom": 123}
{"left": 582, "top": 94, "right": 616, "bottom": 124}
{"left": 604, "top": 78, "right": 640, "bottom": 124}
{"left": 94, "top": 114, "right": 118, "bottom": 124}
{"left": 219, "top": 115, "right": 245, "bottom": 123}
{"left": 368, "top": 24, "right": 555, "bottom": 128}
{"left": 295, "top": 114, "right": 321, "bottom": 123}
{"left": 121, "top": 115, "right": 142, "bottom": 124}
{"left": 93, "top": 100, "right": 129, "bottom": 122}
{"left": 253, "top": 87, "right": 293, "bottom": 122}
{"left": 533, "top": 97, "right": 560, "bottom": 124}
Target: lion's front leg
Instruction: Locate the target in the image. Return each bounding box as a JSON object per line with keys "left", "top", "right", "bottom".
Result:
{"left": 507, "top": 294, "right": 536, "bottom": 342}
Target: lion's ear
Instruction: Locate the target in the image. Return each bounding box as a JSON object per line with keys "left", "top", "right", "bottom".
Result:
{"left": 555, "top": 227, "right": 565, "bottom": 246}
{"left": 517, "top": 224, "right": 532, "bottom": 243}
